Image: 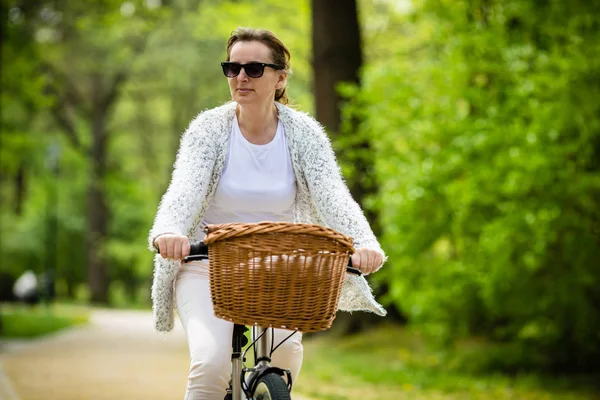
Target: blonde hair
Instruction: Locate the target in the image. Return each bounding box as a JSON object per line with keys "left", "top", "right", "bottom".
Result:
{"left": 226, "top": 27, "right": 292, "bottom": 105}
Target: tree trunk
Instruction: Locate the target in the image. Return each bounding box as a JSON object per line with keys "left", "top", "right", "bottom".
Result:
{"left": 311, "top": 1, "right": 405, "bottom": 330}
{"left": 65, "top": 275, "right": 76, "bottom": 299}
{"left": 311, "top": 0, "right": 362, "bottom": 134}
{"left": 87, "top": 112, "right": 110, "bottom": 304}
{"left": 14, "top": 163, "right": 26, "bottom": 215}
{"left": 85, "top": 67, "right": 129, "bottom": 304}
{"left": 311, "top": 0, "right": 377, "bottom": 221}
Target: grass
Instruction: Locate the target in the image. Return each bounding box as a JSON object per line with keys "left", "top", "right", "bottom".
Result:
{"left": 0, "top": 303, "right": 90, "bottom": 339}
{"left": 294, "top": 324, "right": 600, "bottom": 400}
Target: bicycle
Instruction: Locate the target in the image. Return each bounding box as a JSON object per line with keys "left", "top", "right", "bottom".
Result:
{"left": 166, "top": 221, "right": 361, "bottom": 400}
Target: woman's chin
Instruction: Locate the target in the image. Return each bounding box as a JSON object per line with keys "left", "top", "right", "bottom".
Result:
{"left": 232, "top": 92, "right": 247, "bottom": 99}
{"left": 234, "top": 95, "right": 263, "bottom": 105}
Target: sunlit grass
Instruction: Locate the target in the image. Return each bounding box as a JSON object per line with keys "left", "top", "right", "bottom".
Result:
{"left": 0, "top": 302, "right": 90, "bottom": 338}
{"left": 294, "top": 324, "right": 600, "bottom": 400}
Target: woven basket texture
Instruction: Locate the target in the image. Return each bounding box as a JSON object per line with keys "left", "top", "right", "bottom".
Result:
{"left": 203, "top": 222, "right": 354, "bottom": 332}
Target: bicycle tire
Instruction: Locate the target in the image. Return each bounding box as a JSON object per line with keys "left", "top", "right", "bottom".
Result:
{"left": 252, "top": 372, "right": 291, "bottom": 400}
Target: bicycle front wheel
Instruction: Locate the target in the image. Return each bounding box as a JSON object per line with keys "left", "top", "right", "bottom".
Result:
{"left": 252, "top": 373, "right": 291, "bottom": 400}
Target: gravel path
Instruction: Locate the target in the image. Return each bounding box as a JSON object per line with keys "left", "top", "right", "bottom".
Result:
{"left": 0, "top": 309, "right": 310, "bottom": 400}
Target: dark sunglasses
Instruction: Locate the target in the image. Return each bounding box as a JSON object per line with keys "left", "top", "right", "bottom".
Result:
{"left": 221, "top": 62, "right": 285, "bottom": 78}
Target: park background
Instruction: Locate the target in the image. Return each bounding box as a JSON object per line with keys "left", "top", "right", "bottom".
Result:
{"left": 1, "top": 0, "right": 599, "bottom": 399}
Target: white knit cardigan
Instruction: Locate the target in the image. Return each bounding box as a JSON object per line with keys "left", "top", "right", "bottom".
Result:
{"left": 148, "top": 101, "right": 386, "bottom": 332}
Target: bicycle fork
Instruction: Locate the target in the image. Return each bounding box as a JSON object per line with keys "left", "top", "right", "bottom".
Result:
{"left": 228, "top": 325, "right": 292, "bottom": 399}
{"left": 229, "top": 324, "right": 248, "bottom": 400}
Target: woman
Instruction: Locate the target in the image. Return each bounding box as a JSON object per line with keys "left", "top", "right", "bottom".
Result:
{"left": 148, "top": 27, "right": 386, "bottom": 400}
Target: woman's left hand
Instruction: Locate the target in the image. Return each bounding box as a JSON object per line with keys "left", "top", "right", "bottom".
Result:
{"left": 351, "top": 248, "right": 383, "bottom": 275}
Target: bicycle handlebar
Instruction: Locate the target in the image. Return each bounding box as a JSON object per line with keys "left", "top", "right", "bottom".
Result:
{"left": 190, "top": 241, "right": 209, "bottom": 257}
{"left": 156, "top": 240, "right": 362, "bottom": 276}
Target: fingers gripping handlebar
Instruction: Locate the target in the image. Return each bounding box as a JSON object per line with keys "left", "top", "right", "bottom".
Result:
{"left": 155, "top": 240, "right": 362, "bottom": 276}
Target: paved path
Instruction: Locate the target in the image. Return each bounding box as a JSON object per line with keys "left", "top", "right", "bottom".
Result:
{"left": 0, "top": 309, "right": 310, "bottom": 400}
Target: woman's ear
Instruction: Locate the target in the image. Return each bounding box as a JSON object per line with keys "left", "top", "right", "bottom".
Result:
{"left": 275, "top": 72, "right": 287, "bottom": 90}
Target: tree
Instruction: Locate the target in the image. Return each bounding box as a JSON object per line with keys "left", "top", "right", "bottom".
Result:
{"left": 311, "top": 0, "right": 362, "bottom": 134}
{"left": 29, "top": 0, "right": 164, "bottom": 303}
{"left": 353, "top": 0, "right": 600, "bottom": 371}
{"left": 2, "top": 0, "right": 318, "bottom": 307}
{"left": 311, "top": 0, "right": 407, "bottom": 333}
{"left": 0, "top": 1, "right": 48, "bottom": 216}
{"left": 311, "top": 0, "right": 382, "bottom": 227}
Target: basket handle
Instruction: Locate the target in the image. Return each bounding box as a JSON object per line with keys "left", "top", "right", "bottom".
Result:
{"left": 203, "top": 222, "right": 354, "bottom": 250}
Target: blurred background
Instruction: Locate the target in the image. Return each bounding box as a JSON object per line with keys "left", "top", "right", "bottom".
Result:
{"left": 1, "top": 0, "right": 599, "bottom": 399}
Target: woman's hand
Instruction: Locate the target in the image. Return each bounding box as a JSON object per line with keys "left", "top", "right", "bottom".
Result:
{"left": 351, "top": 248, "right": 383, "bottom": 275}
{"left": 153, "top": 234, "right": 191, "bottom": 260}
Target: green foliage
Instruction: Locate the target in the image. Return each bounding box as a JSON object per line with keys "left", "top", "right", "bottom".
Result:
{"left": 6, "top": 0, "right": 599, "bottom": 376}
{"left": 349, "top": 0, "right": 600, "bottom": 371}
{"left": 1, "top": 0, "right": 313, "bottom": 307}
{"left": 296, "top": 325, "right": 599, "bottom": 399}
{"left": 0, "top": 304, "right": 89, "bottom": 338}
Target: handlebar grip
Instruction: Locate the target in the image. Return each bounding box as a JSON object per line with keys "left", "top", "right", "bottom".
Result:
{"left": 153, "top": 240, "right": 208, "bottom": 256}
{"left": 189, "top": 241, "right": 208, "bottom": 256}
{"left": 347, "top": 256, "right": 362, "bottom": 276}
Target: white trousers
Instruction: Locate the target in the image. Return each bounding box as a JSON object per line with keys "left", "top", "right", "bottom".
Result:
{"left": 175, "top": 262, "right": 303, "bottom": 400}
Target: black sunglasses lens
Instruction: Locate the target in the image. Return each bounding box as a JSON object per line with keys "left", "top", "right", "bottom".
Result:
{"left": 222, "top": 63, "right": 266, "bottom": 78}
{"left": 222, "top": 63, "right": 241, "bottom": 78}
{"left": 244, "top": 63, "right": 264, "bottom": 78}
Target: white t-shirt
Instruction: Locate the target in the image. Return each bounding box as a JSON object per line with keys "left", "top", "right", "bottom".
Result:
{"left": 198, "top": 115, "right": 296, "bottom": 240}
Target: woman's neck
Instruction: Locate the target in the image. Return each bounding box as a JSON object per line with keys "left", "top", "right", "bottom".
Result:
{"left": 236, "top": 102, "right": 279, "bottom": 145}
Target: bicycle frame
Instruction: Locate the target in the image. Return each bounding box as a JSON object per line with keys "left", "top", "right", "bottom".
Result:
{"left": 179, "top": 240, "right": 360, "bottom": 399}
{"left": 180, "top": 250, "right": 293, "bottom": 399}
{"left": 229, "top": 324, "right": 293, "bottom": 399}
{"left": 230, "top": 324, "right": 248, "bottom": 399}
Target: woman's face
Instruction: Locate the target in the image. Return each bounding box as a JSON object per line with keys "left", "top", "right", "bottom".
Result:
{"left": 227, "top": 40, "right": 286, "bottom": 106}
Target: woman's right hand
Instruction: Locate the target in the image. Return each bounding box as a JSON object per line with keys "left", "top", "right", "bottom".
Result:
{"left": 153, "top": 234, "right": 191, "bottom": 260}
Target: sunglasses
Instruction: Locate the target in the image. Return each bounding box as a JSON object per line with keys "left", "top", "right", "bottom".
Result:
{"left": 221, "top": 62, "right": 285, "bottom": 78}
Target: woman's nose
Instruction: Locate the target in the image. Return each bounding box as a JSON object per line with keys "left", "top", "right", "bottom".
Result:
{"left": 236, "top": 68, "right": 249, "bottom": 81}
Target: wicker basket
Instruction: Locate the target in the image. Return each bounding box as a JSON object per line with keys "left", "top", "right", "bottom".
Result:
{"left": 203, "top": 222, "right": 355, "bottom": 332}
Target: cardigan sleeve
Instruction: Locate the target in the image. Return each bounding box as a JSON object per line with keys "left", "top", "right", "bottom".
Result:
{"left": 147, "top": 115, "right": 216, "bottom": 250}
{"left": 299, "top": 118, "right": 387, "bottom": 263}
